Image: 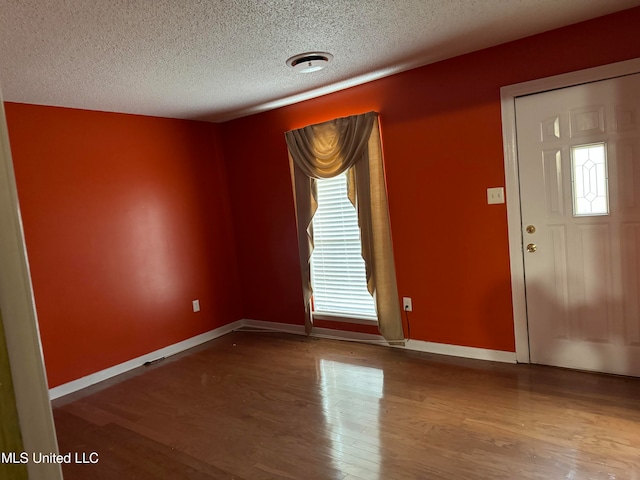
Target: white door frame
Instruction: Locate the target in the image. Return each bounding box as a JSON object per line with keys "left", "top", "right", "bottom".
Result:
{"left": 501, "top": 57, "right": 640, "bottom": 364}
{"left": 0, "top": 92, "right": 62, "bottom": 477}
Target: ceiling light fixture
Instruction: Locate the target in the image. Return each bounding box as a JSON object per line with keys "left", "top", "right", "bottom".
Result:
{"left": 286, "top": 52, "right": 333, "bottom": 73}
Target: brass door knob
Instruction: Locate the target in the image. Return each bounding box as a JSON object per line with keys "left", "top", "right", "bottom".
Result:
{"left": 526, "top": 225, "right": 536, "bottom": 234}
{"left": 526, "top": 243, "right": 537, "bottom": 253}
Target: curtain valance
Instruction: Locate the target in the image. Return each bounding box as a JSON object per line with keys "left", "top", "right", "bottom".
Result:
{"left": 285, "top": 112, "right": 375, "bottom": 179}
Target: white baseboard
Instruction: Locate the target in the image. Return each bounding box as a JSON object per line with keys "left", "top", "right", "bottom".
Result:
{"left": 49, "top": 318, "right": 515, "bottom": 400}
{"left": 400, "top": 339, "right": 517, "bottom": 363}
{"left": 241, "top": 319, "right": 306, "bottom": 335}
{"left": 49, "top": 319, "right": 244, "bottom": 400}
{"left": 242, "top": 319, "right": 386, "bottom": 343}
{"left": 242, "top": 319, "right": 515, "bottom": 362}
{"left": 311, "top": 327, "right": 386, "bottom": 343}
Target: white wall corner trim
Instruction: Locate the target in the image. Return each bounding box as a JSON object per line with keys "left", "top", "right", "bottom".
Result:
{"left": 49, "top": 320, "right": 244, "bottom": 400}
{"left": 500, "top": 57, "right": 640, "bottom": 365}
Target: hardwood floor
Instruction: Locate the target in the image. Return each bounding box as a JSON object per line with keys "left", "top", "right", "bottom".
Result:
{"left": 52, "top": 331, "right": 640, "bottom": 479}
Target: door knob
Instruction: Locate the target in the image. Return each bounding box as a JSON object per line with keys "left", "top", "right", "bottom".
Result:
{"left": 526, "top": 243, "right": 537, "bottom": 253}
{"left": 526, "top": 225, "right": 536, "bottom": 234}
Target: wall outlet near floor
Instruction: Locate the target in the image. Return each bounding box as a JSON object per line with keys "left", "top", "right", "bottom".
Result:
{"left": 192, "top": 299, "right": 200, "bottom": 312}
{"left": 487, "top": 187, "right": 505, "bottom": 205}
{"left": 402, "top": 297, "right": 413, "bottom": 312}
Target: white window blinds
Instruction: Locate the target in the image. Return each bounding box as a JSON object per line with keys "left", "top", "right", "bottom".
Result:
{"left": 311, "top": 171, "right": 377, "bottom": 319}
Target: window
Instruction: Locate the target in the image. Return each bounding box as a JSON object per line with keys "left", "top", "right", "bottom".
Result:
{"left": 571, "top": 143, "right": 609, "bottom": 216}
{"left": 310, "top": 171, "right": 377, "bottom": 320}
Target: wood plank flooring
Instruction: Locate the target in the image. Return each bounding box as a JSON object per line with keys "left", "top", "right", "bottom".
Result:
{"left": 52, "top": 331, "right": 640, "bottom": 479}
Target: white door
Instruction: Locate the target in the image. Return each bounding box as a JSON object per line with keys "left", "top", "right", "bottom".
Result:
{"left": 516, "top": 73, "right": 640, "bottom": 376}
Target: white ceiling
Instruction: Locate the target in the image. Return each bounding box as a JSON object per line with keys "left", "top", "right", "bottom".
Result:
{"left": 1, "top": 0, "right": 639, "bottom": 123}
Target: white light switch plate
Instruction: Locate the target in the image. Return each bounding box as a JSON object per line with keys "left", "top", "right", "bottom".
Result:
{"left": 192, "top": 299, "right": 200, "bottom": 312}
{"left": 487, "top": 187, "right": 505, "bottom": 205}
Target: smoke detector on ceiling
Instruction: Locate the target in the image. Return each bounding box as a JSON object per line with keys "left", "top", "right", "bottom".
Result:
{"left": 286, "top": 52, "right": 333, "bottom": 73}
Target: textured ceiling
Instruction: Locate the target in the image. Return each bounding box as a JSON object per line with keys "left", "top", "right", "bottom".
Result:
{"left": 1, "top": 0, "right": 639, "bottom": 123}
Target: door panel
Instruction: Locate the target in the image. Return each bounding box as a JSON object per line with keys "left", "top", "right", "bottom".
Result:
{"left": 516, "top": 73, "right": 640, "bottom": 376}
{"left": 618, "top": 141, "right": 640, "bottom": 210}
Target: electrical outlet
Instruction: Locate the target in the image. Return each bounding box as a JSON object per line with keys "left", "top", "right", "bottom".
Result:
{"left": 402, "top": 297, "right": 413, "bottom": 312}
{"left": 487, "top": 187, "right": 505, "bottom": 205}
{"left": 192, "top": 299, "right": 200, "bottom": 312}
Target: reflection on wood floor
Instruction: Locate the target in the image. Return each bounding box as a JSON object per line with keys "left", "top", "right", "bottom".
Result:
{"left": 52, "top": 331, "right": 640, "bottom": 479}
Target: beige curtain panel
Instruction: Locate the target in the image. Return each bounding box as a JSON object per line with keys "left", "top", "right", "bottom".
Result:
{"left": 285, "top": 112, "right": 404, "bottom": 343}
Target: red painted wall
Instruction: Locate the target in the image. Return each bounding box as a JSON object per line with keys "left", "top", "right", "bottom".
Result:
{"left": 221, "top": 7, "right": 640, "bottom": 352}
{"left": 5, "top": 104, "right": 242, "bottom": 387}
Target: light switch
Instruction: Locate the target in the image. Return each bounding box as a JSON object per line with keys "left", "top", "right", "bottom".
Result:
{"left": 192, "top": 299, "right": 200, "bottom": 312}
{"left": 487, "top": 187, "right": 505, "bottom": 205}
